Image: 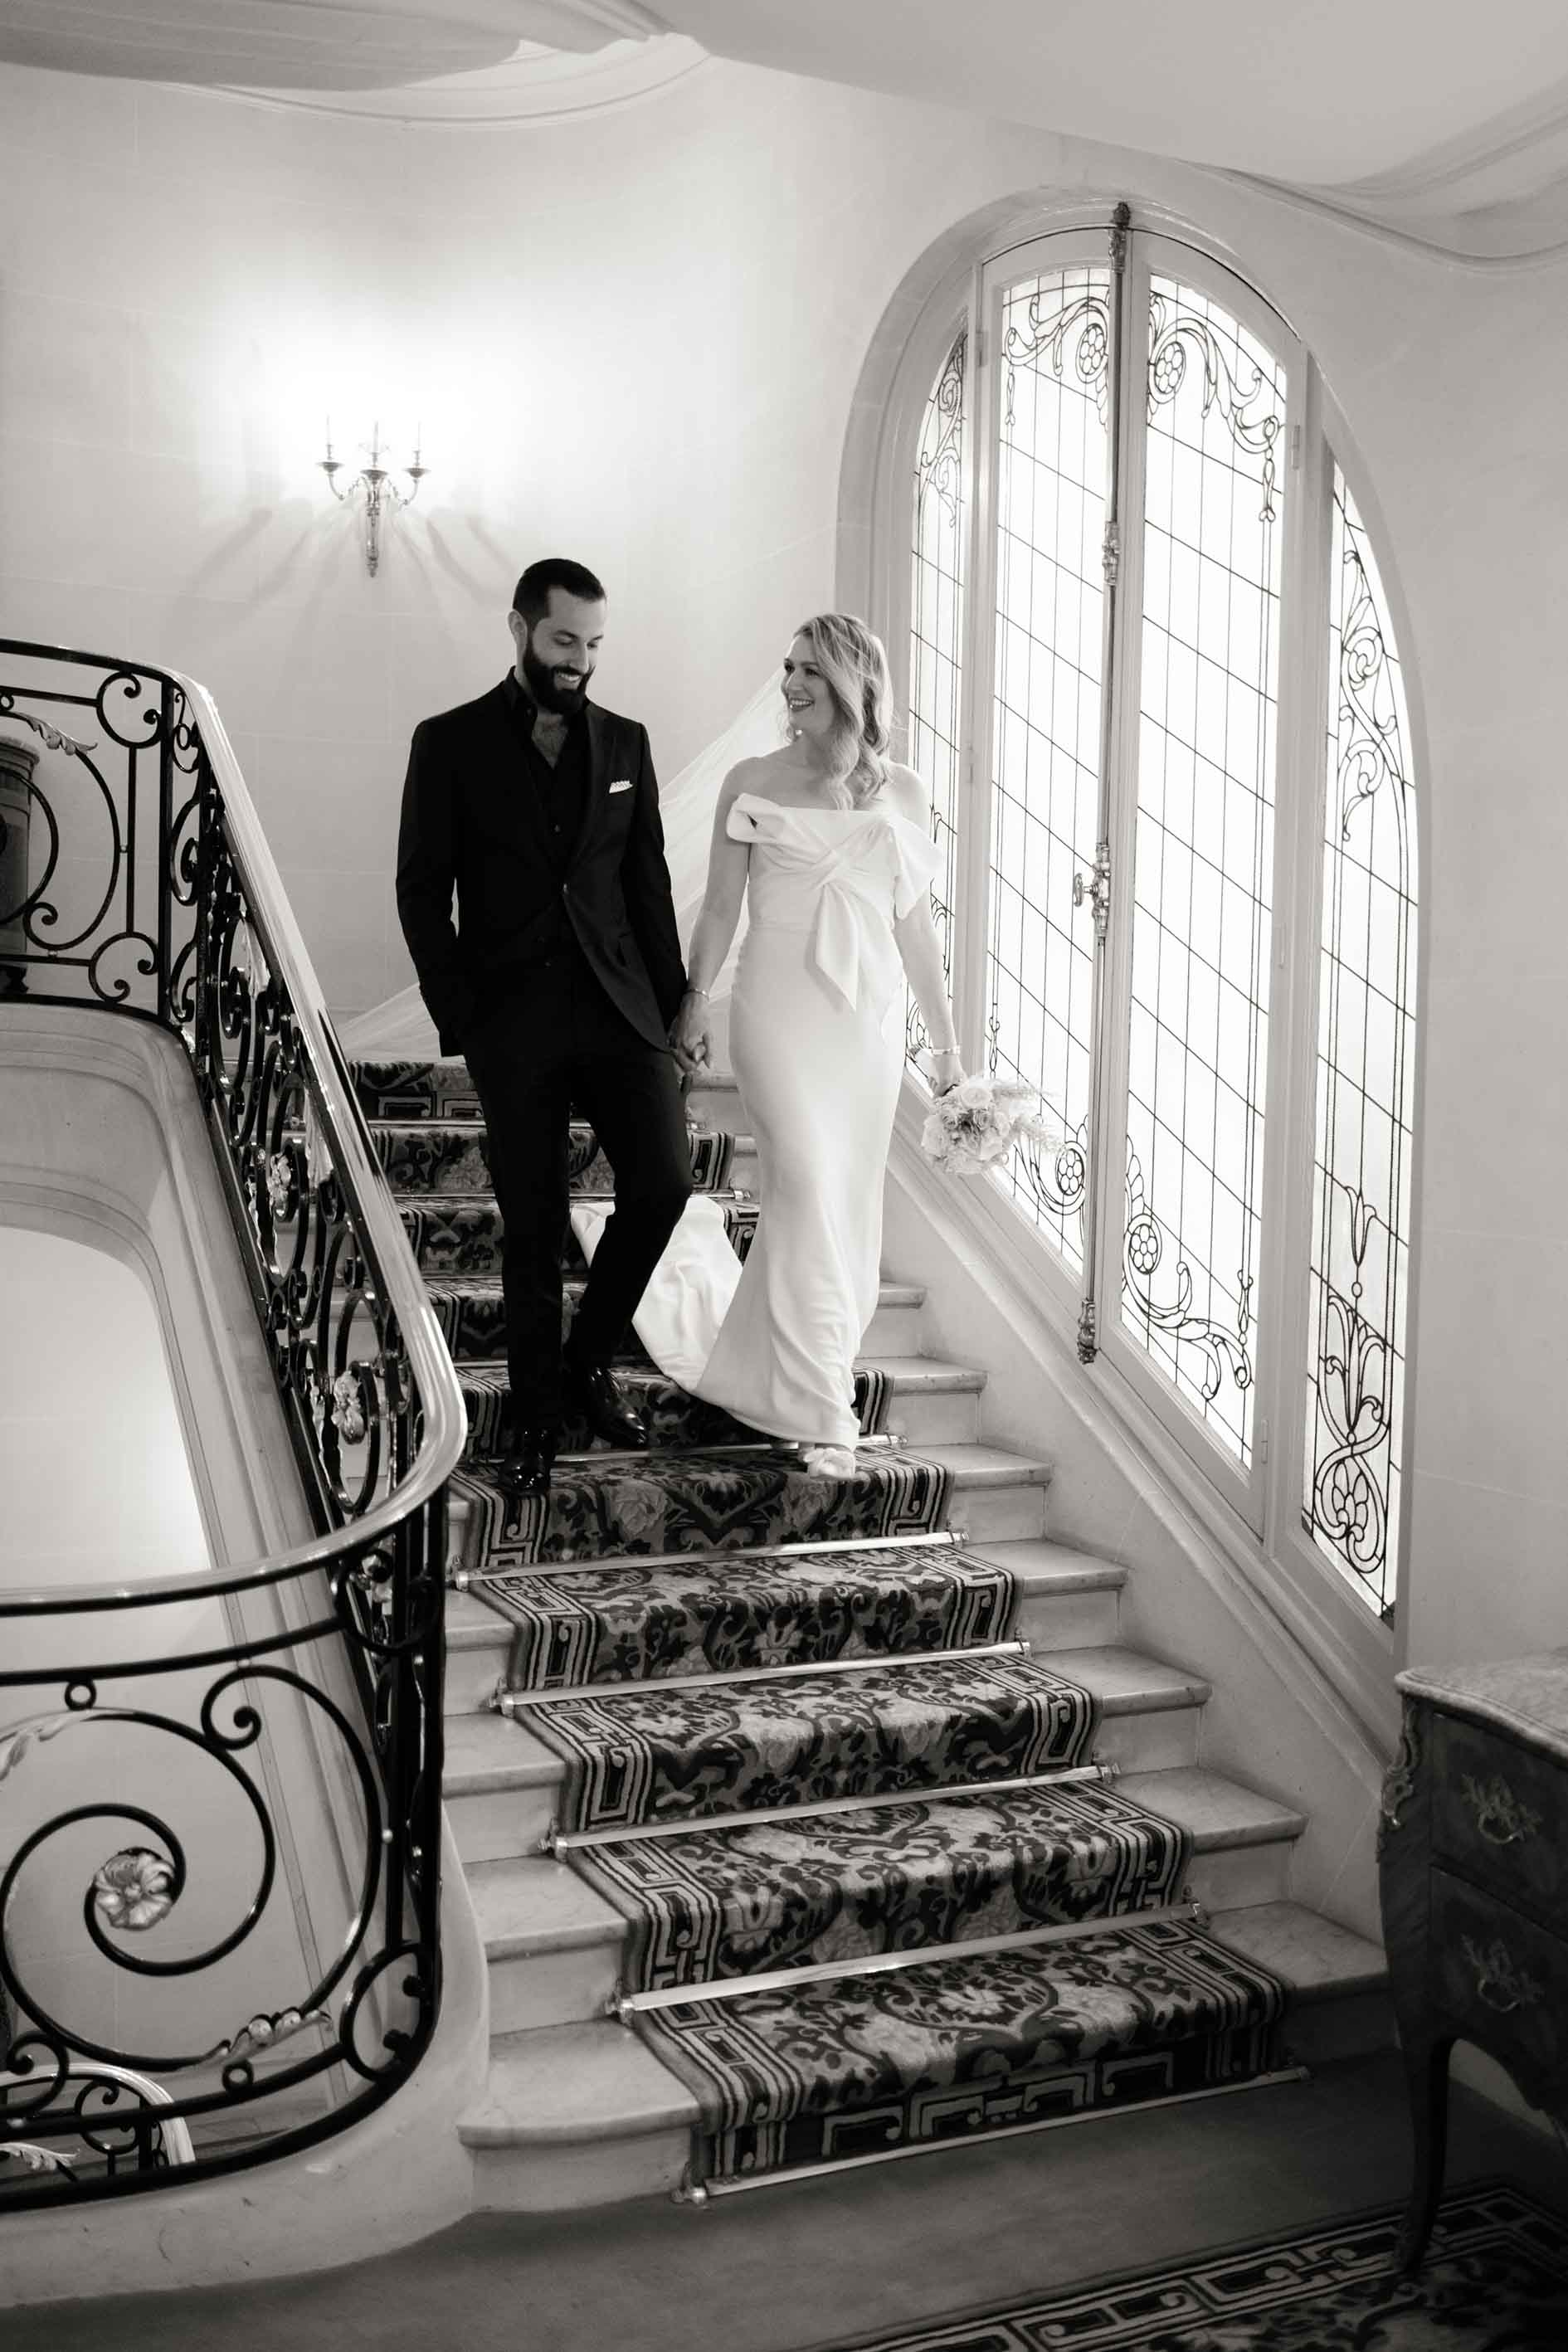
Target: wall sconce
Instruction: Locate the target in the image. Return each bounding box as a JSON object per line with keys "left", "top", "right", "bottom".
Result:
{"left": 318, "top": 420, "right": 427, "bottom": 576}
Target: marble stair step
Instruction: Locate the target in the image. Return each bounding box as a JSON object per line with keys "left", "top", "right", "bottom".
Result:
{"left": 441, "top": 1639, "right": 1217, "bottom": 1863}
{"left": 456, "top": 1360, "right": 763, "bottom": 1460}
{"left": 393, "top": 1190, "right": 754, "bottom": 1283}
{"left": 964, "top": 1536, "right": 1126, "bottom": 1649}
{"left": 348, "top": 1058, "right": 480, "bottom": 1121}
{"left": 354, "top": 1116, "right": 733, "bottom": 1200}
{"left": 457, "top": 1895, "right": 1387, "bottom": 2213}
{"left": 446, "top": 1588, "right": 525, "bottom": 1718}
{"left": 467, "top": 1855, "right": 626, "bottom": 2035}
{"left": 859, "top": 1354, "right": 985, "bottom": 1444}
{"left": 1211, "top": 1901, "right": 1392, "bottom": 2066}
{"left": 443, "top": 1540, "right": 1124, "bottom": 1720}
{"left": 684, "top": 1068, "right": 743, "bottom": 1115}
{"left": 444, "top": 1533, "right": 1128, "bottom": 1726}
{"left": 922, "top": 1440, "right": 1053, "bottom": 1541}
{"left": 1054, "top": 1646, "right": 1212, "bottom": 1770}
{"left": 1115, "top": 1766, "right": 1307, "bottom": 1910}
{"left": 443, "top": 1709, "right": 564, "bottom": 1863}
{"left": 465, "top": 1765, "right": 1306, "bottom": 2033}
{"left": 460, "top": 2020, "right": 699, "bottom": 2211}
{"left": 445, "top": 1438, "right": 957, "bottom": 1577}
{"left": 426, "top": 1270, "right": 925, "bottom": 1368}
{"left": 864, "top": 1278, "right": 925, "bottom": 1353}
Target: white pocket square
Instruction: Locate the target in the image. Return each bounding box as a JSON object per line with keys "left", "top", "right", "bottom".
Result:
{"left": 608, "top": 777, "right": 633, "bottom": 795}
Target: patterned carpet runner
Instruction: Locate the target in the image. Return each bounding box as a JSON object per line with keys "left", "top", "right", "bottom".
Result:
{"left": 515, "top": 1653, "right": 1098, "bottom": 1834}
{"left": 474, "top": 1541, "right": 1016, "bottom": 1686}
{"left": 573, "top": 1779, "right": 1190, "bottom": 1987}
{"left": 449, "top": 1445, "right": 953, "bottom": 1570}
{"left": 638, "top": 1918, "right": 1286, "bottom": 2181}
{"left": 353, "top": 1054, "right": 1289, "bottom": 2192}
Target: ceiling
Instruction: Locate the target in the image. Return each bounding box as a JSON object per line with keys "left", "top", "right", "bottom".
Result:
{"left": 0, "top": 2, "right": 663, "bottom": 90}
{"left": 3, "top": 1, "right": 1567, "bottom": 239}
{"left": 651, "top": 2, "right": 1568, "bottom": 193}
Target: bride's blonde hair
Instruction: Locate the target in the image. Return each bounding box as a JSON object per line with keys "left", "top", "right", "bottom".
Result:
{"left": 788, "top": 612, "right": 894, "bottom": 807}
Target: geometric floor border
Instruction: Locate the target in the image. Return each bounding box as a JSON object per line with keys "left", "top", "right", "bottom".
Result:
{"left": 804, "top": 2177, "right": 1568, "bottom": 2352}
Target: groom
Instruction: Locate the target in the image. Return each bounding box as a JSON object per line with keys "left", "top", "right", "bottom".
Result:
{"left": 396, "top": 557, "right": 693, "bottom": 1496}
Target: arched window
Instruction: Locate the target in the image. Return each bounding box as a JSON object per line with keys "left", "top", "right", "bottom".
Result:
{"left": 892, "top": 210, "right": 1419, "bottom": 1634}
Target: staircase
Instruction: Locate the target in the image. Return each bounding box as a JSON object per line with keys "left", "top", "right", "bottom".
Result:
{"left": 348, "top": 1054, "right": 1390, "bottom": 2212}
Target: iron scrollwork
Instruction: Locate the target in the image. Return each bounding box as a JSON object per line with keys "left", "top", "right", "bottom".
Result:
{"left": 0, "top": 637, "right": 463, "bottom": 2209}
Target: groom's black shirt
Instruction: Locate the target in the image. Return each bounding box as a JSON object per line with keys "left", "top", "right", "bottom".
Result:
{"left": 395, "top": 673, "right": 686, "bottom": 1054}
{"left": 501, "top": 671, "right": 585, "bottom": 870}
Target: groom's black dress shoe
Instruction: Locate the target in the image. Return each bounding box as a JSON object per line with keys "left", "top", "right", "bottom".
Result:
{"left": 496, "top": 1424, "right": 558, "bottom": 1497}
{"left": 563, "top": 1356, "right": 649, "bottom": 1451}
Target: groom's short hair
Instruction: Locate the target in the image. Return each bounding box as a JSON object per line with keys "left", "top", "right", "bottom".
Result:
{"left": 512, "top": 558, "right": 607, "bottom": 627}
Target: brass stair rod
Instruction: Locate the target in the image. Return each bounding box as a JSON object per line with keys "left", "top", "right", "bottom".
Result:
{"left": 548, "top": 1759, "right": 1118, "bottom": 1853}
{"left": 619, "top": 1900, "right": 1204, "bottom": 2017}
{"left": 498, "top": 1634, "right": 1030, "bottom": 1712}
{"left": 454, "top": 1526, "right": 968, "bottom": 1588}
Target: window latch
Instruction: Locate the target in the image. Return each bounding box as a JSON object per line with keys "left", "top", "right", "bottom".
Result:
{"left": 1073, "top": 844, "right": 1113, "bottom": 942}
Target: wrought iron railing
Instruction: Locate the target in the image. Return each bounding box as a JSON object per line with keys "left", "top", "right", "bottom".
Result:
{"left": 0, "top": 639, "right": 468, "bottom": 2207}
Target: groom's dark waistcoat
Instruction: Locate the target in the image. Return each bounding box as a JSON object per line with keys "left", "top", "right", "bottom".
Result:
{"left": 395, "top": 676, "right": 686, "bottom": 1054}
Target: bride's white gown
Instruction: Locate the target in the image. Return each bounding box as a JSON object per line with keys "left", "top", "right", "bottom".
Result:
{"left": 571, "top": 790, "right": 939, "bottom": 1454}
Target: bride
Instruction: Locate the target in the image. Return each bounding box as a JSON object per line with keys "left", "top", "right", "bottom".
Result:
{"left": 662, "top": 611, "right": 965, "bottom": 1476}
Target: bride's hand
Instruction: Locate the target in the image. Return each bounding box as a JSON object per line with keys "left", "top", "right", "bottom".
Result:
{"left": 671, "top": 989, "right": 713, "bottom": 1075}
{"left": 928, "top": 1046, "right": 964, "bottom": 1095}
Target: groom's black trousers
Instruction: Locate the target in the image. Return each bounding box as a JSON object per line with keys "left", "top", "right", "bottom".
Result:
{"left": 461, "top": 947, "right": 692, "bottom": 1433}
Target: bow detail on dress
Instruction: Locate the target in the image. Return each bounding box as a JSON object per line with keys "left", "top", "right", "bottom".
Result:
{"left": 727, "top": 794, "right": 918, "bottom": 1016}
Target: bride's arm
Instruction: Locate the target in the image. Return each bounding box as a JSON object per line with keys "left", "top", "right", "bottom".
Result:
{"left": 888, "top": 767, "right": 964, "bottom": 1092}
{"left": 670, "top": 767, "right": 752, "bottom": 1071}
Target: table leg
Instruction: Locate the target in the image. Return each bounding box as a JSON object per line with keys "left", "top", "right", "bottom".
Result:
{"left": 1396, "top": 2032, "right": 1454, "bottom": 2274}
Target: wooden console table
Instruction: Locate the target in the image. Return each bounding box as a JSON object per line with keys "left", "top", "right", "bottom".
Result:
{"left": 1379, "top": 1650, "right": 1568, "bottom": 2270}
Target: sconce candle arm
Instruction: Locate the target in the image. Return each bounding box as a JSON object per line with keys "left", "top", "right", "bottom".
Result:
{"left": 316, "top": 427, "right": 428, "bottom": 577}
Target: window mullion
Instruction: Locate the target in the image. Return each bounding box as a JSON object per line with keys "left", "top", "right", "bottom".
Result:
{"left": 1079, "top": 208, "right": 1142, "bottom": 1366}
{"left": 1263, "top": 359, "right": 1333, "bottom": 1562}
{"left": 951, "top": 261, "right": 997, "bottom": 1073}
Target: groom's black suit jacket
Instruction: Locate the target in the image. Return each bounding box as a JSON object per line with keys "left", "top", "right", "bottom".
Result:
{"left": 395, "top": 677, "right": 686, "bottom": 1054}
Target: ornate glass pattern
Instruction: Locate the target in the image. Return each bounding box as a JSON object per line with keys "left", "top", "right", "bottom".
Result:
{"left": 1120, "top": 278, "right": 1287, "bottom": 1467}
{"left": 984, "top": 265, "right": 1113, "bottom": 1262}
{"left": 1304, "top": 474, "right": 1418, "bottom": 1617}
{"left": 907, "top": 327, "right": 967, "bottom": 1062}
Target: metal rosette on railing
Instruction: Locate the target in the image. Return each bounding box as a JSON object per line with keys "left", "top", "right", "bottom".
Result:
{"left": 0, "top": 637, "right": 465, "bottom": 2208}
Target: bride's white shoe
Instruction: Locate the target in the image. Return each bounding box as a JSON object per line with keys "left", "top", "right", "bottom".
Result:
{"left": 798, "top": 1441, "right": 859, "bottom": 1479}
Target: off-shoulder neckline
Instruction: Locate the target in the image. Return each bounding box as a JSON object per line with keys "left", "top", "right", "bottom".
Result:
{"left": 733, "top": 789, "right": 923, "bottom": 830}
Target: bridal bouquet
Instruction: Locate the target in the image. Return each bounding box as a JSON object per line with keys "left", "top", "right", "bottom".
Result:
{"left": 919, "top": 1069, "right": 1060, "bottom": 1177}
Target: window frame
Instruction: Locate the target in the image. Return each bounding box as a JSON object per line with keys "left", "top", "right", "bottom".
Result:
{"left": 859, "top": 204, "right": 1425, "bottom": 1731}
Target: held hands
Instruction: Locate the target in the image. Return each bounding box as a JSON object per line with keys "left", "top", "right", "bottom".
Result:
{"left": 670, "top": 986, "right": 713, "bottom": 1077}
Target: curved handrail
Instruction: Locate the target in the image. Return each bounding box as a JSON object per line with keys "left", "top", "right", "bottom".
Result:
{"left": 0, "top": 633, "right": 464, "bottom": 2203}
{"left": 0, "top": 639, "right": 467, "bottom": 1605}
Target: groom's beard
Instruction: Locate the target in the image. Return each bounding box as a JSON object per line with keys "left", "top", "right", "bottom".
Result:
{"left": 521, "top": 640, "right": 592, "bottom": 717}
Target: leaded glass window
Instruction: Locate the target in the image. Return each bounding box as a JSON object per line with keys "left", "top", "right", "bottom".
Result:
{"left": 907, "top": 327, "right": 967, "bottom": 1062}
{"left": 1121, "top": 279, "right": 1286, "bottom": 1468}
{"left": 984, "top": 267, "right": 1111, "bottom": 1264}
{"left": 1304, "top": 472, "right": 1418, "bottom": 1618}
{"left": 890, "top": 212, "right": 1419, "bottom": 1634}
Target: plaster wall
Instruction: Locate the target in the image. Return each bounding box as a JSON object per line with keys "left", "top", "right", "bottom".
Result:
{"left": 0, "top": 52, "right": 1562, "bottom": 1696}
